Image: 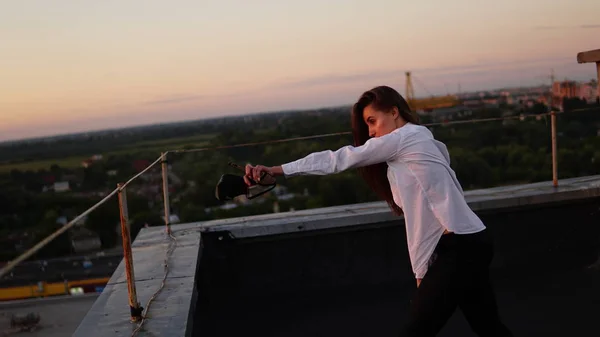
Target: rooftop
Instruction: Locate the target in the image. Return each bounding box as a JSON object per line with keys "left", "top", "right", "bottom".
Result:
{"left": 0, "top": 294, "right": 98, "bottom": 336}
{"left": 74, "top": 174, "right": 600, "bottom": 337}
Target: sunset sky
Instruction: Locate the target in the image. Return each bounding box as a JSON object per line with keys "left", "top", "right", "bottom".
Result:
{"left": 1, "top": 0, "right": 599, "bottom": 141}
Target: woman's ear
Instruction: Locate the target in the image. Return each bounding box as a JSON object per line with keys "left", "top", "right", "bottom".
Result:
{"left": 390, "top": 106, "right": 400, "bottom": 119}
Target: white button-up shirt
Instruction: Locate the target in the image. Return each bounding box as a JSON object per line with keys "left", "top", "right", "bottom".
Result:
{"left": 281, "top": 122, "right": 485, "bottom": 279}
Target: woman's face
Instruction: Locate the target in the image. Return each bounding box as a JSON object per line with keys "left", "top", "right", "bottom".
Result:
{"left": 362, "top": 104, "right": 402, "bottom": 138}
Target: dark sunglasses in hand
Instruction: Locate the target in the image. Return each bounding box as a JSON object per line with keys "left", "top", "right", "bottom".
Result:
{"left": 227, "top": 162, "right": 277, "bottom": 186}
{"left": 214, "top": 162, "right": 277, "bottom": 201}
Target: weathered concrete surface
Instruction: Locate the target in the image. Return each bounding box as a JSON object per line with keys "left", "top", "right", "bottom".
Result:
{"left": 192, "top": 175, "right": 600, "bottom": 238}
{"left": 0, "top": 294, "right": 97, "bottom": 337}
{"left": 75, "top": 175, "right": 600, "bottom": 336}
{"left": 72, "top": 227, "right": 201, "bottom": 337}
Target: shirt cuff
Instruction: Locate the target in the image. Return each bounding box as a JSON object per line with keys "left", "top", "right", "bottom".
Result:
{"left": 281, "top": 162, "right": 298, "bottom": 177}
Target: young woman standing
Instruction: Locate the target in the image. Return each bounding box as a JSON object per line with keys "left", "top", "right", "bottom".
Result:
{"left": 244, "top": 86, "right": 513, "bottom": 336}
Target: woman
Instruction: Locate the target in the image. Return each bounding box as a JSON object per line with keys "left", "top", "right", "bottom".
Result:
{"left": 244, "top": 86, "right": 512, "bottom": 337}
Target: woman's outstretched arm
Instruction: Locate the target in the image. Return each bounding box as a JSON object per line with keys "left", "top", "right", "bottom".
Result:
{"left": 244, "top": 130, "right": 404, "bottom": 185}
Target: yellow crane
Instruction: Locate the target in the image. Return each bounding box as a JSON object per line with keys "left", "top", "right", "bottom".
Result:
{"left": 404, "top": 72, "right": 460, "bottom": 111}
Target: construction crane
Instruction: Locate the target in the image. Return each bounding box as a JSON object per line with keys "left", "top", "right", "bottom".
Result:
{"left": 404, "top": 72, "right": 460, "bottom": 111}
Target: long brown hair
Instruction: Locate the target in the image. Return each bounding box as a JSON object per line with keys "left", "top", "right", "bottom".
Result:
{"left": 351, "top": 86, "right": 419, "bottom": 216}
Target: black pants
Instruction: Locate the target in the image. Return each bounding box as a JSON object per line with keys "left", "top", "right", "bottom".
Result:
{"left": 404, "top": 229, "right": 513, "bottom": 337}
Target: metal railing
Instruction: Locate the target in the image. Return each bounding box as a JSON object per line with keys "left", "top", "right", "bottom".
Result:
{"left": 0, "top": 106, "right": 597, "bottom": 334}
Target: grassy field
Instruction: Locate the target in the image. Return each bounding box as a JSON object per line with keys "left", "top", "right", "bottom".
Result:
{"left": 0, "top": 156, "right": 89, "bottom": 173}
{"left": 120, "top": 133, "right": 216, "bottom": 149}
{"left": 0, "top": 133, "right": 216, "bottom": 173}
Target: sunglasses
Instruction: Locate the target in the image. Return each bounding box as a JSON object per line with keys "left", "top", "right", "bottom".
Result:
{"left": 214, "top": 162, "right": 277, "bottom": 201}
{"left": 227, "top": 162, "right": 277, "bottom": 186}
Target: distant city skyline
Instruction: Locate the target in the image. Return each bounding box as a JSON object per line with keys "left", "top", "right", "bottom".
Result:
{"left": 1, "top": 0, "right": 599, "bottom": 142}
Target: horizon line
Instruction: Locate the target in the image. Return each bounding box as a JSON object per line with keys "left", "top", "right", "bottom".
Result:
{"left": 0, "top": 81, "right": 586, "bottom": 145}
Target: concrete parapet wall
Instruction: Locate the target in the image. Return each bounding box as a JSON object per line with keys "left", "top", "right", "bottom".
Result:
{"left": 195, "top": 198, "right": 600, "bottom": 337}
{"left": 73, "top": 175, "right": 600, "bottom": 337}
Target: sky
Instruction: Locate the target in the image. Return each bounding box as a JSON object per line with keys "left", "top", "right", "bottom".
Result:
{"left": 1, "top": 0, "right": 599, "bottom": 141}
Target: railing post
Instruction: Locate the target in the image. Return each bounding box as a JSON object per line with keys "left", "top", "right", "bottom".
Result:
{"left": 117, "top": 183, "right": 143, "bottom": 322}
{"left": 161, "top": 152, "right": 172, "bottom": 234}
{"left": 596, "top": 61, "right": 600, "bottom": 104}
{"left": 550, "top": 111, "right": 558, "bottom": 187}
{"left": 576, "top": 49, "right": 600, "bottom": 270}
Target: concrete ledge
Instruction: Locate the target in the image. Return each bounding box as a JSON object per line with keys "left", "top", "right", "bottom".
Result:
{"left": 72, "top": 227, "right": 201, "bottom": 337}
{"left": 74, "top": 175, "right": 600, "bottom": 336}
{"left": 577, "top": 48, "right": 600, "bottom": 63}
{"left": 193, "top": 175, "right": 600, "bottom": 238}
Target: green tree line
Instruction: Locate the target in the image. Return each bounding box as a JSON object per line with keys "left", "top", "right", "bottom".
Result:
{"left": 1, "top": 102, "right": 599, "bottom": 260}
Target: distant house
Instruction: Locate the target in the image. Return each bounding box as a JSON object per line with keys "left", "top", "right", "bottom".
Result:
{"left": 69, "top": 227, "right": 101, "bottom": 253}
{"left": 53, "top": 181, "right": 70, "bottom": 192}
{"left": 107, "top": 170, "right": 118, "bottom": 177}
{"left": 62, "top": 173, "right": 83, "bottom": 188}
{"left": 81, "top": 159, "right": 93, "bottom": 168}
{"left": 163, "top": 214, "right": 181, "bottom": 224}
{"left": 430, "top": 106, "right": 470, "bottom": 119}
{"left": 82, "top": 155, "right": 103, "bottom": 168}
{"left": 579, "top": 82, "right": 599, "bottom": 102}
{"left": 42, "top": 175, "right": 56, "bottom": 185}
{"left": 463, "top": 99, "right": 484, "bottom": 109}
{"left": 219, "top": 203, "right": 238, "bottom": 210}
{"left": 133, "top": 160, "right": 150, "bottom": 173}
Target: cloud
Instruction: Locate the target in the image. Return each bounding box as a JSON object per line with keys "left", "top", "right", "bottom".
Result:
{"left": 533, "top": 24, "right": 600, "bottom": 30}
{"left": 269, "top": 56, "right": 575, "bottom": 92}
{"left": 414, "top": 57, "right": 572, "bottom": 76}
{"left": 533, "top": 25, "right": 565, "bottom": 30}
{"left": 144, "top": 94, "right": 205, "bottom": 105}
{"left": 144, "top": 90, "right": 256, "bottom": 106}
{"left": 274, "top": 70, "right": 396, "bottom": 89}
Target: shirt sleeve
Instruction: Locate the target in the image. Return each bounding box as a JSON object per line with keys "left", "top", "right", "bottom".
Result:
{"left": 433, "top": 139, "right": 451, "bottom": 165}
{"left": 281, "top": 130, "right": 403, "bottom": 177}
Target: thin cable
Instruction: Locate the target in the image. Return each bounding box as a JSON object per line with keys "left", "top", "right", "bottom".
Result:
{"left": 169, "top": 107, "right": 600, "bottom": 154}
{"left": 3, "top": 107, "right": 594, "bottom": 279}
{"left": 0, "top": 188, "right": 120, "bottom": 279}
{"left": 169, "top": 111, "right": 565, "bottom": 154}
{"left": 170, "top": 131, "right": 353, "bottom": 154}
{"left": 1, "top": 104, "right": 596, "bottom": 317}
{"left": 131, "top": 231, "right": 177, "bottom": 337}
{"left": 567, "top": 106, "right": 599, "bottom": 114}
{"left": 425, "top": 112, "right": 549, "bottom": 126}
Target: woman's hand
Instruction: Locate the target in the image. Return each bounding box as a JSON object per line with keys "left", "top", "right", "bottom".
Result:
{"left": 244, "top": 164, "right": 283, "bottom": 186}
